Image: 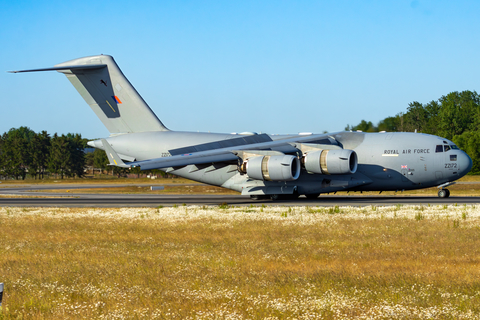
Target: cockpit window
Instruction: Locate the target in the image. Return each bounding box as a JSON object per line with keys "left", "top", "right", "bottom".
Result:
{"left": 451, "top": 144, "right": 459, "bottom": 150}
{"left": 450, "top": 155, "right": 457, "bottom": 161}
{"left": 444, "top": 145, "right": 451, "bottom": 152}
{"left": 435, "top": 145, "right": 443, "bottom": 153}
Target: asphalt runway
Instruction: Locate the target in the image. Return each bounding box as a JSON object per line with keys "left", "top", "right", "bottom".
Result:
{"left": 1, "top": 184, "right": 480, "bottom": 207}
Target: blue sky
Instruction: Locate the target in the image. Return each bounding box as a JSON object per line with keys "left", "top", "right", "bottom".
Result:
{"left": 1, "top": 0, "right": 479, "bottom": 139}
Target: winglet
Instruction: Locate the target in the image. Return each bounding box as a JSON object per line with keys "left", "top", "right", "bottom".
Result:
{"left": 101, "top": 139, "right": 131, "bottom": 168}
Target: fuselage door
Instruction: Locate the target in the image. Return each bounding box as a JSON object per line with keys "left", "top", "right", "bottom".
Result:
{"left": 434, "top": 144, "right": 445, "bottom": 181}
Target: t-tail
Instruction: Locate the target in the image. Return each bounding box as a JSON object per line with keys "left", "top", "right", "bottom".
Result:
{"left": 9, "top": 55, "right": 168, "bottom": 134}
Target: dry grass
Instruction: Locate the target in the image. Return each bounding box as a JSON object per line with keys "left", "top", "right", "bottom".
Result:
{"left": 28, "top": 185, "right": 239, "bottom": 195}
{"left": 1, "top": 205, "right": 480, "bottom": 319}
{"left": 11, "top": 179, "right": 480, "bottom": 197}
{"left": 457, "top": 175, "right": 480, "bottom": 182}
{"left": 23, "top": 182, "right": 480, "bottom": 196}
{"left": 0, "top": 177, "right": 198, "bottom": 185}
{"left": 337, "top": 182, "right": 480, "bottom": 197}
{"left": 3, "top": 175, "right": 480, "bottom": 197}
{"left": 0, "top": 195, "right": 71, "bottom": 199}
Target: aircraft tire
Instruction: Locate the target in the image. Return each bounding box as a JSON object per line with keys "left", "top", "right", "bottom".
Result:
{"left": 445, "top": 189, "right": 450, "bottom": 198}
{"left": 305, "top": 193, "right": 320, "bottom": 199}
{"left": 250, "top": 195, "right": 269, "bottom": 200}
{"left": 288, "top": 192, "right": 300, "bottom": 200}
{"left": 438, "top": 189, "right": 448, "bottom": 198}
{"left": 270, "top": 194, "right": 280, "bottom": 201}
{"left": 270, "top": 193, "right": 300, "bottom": 201}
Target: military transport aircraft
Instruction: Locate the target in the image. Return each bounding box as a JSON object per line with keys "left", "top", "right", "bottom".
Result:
{"left": 10, "top": 55, "right": 472, "bottom": 199}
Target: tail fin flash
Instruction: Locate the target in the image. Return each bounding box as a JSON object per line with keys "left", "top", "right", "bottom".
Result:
{"left": 12, "top": 55, "right": 168, "bottom": 134}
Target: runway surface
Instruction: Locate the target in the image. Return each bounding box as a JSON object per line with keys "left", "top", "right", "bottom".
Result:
{"left": 0, "top": 184, "right": 479, "bottom": 207}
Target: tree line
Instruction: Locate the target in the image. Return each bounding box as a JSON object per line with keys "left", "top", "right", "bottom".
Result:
{"left": 3, "top": 90, "right": 479, "bottom": 179}
{"left": 0, "top": 127, "right": 86, "bottom": 180}
{"left": 346, "top": 90, "right": 480, "bottom": 173}
{"left": 0, "top": 127, "right": 169, "bottom": 180}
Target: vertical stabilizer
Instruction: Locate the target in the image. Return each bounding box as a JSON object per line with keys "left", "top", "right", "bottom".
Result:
{"left": 54, "top": 55, "right": 168, "bottom": 133}
{"left": 11, "top": 55, "right": 168, "bottom": 134}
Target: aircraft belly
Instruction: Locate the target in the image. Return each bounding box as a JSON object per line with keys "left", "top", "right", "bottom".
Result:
{"left": 239, "top": 171, "right": 373, "bottom": 195}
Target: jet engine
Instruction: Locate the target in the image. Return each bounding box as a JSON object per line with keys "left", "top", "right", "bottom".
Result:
{"left": 240, "top": 155, "right": 301, "bottom": 181}
{"left": 302, "top": 149, "right": 357, "bottom": 174}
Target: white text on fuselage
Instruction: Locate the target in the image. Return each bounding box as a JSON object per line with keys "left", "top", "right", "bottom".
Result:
{"left": 383, "top": 149, "right": 430, "bottom": 155}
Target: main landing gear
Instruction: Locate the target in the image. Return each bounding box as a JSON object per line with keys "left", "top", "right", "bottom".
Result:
{"left": 250, "top": 190, "right": 301, "bottom": 201}
{"left": 250, "top": 194, "right": 297, "bottom": 201}
{"left": 270, "top": 193, "right": 300, "bottom": 201}
{"left": 250, "top": 195, "right": 270, "bottom": 200}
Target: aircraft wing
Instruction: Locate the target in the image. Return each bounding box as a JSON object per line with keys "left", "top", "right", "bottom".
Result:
{"left": 130, "top": 150, "right": 240, "bottom": 170}
{"left": 103, "top": 133, "right": 339, "bottom": 170}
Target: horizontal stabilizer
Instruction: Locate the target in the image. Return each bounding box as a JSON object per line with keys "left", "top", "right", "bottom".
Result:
{"left": 8, "top": 65, "right": 106, "bottom": 73}
{"left": 101, "top": 139, "right": 131, "bottom": 168}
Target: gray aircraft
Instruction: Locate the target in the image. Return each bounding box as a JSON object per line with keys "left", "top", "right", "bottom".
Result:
{"left": 11, "top": 55, "right": 472, "bottom": 199}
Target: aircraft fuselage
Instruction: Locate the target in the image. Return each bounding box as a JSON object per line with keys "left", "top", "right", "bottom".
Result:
{"left": 91, "top": 130, "right": 472, "bottom": 196}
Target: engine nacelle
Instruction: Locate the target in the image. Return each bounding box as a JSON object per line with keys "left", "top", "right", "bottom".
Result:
{"left": 243, "top": 155, "right": 301, "bottom": 181}
{"left": 303, "top": 149, "right": 357, "bottom": 175}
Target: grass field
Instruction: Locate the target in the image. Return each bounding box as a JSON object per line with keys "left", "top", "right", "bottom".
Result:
{"left": 3, "top": 175, "right": 480, "bottom": 197}
{"left": 0, "top": 177, "right": 198, "bottom": 185}
{"left": 27, "top": 185, "right": 239, "bottom": 195}
{"left": 24, "top": 183, "right": 480, "bottom": 196}
{"left": 1, "top": 174, "right": 479, "bottom": 197}
{"left": 1, "top": 205, "right": 480, "bottom": 319}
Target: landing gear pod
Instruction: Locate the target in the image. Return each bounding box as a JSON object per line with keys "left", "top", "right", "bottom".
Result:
{"left": 243, "top": 155, "right": 301, "bottom": 181}
{"left": 303, "top": 149, "right": 357, "bottom": 175}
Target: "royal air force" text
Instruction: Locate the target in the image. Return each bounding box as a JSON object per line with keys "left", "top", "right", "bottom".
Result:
{"left": 383, "top": 149, "right": 430, "bottom": 155}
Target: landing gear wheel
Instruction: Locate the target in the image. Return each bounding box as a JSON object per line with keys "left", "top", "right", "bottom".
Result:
{"left": 305, "top": 193, "right": 320, "bottom": 199}
{"left": 271, "top": 194, "right": 300, "bottom": 201}
{"left": 270, "top": 194, "right": 280, "bottom": 201}
{"left": 250, "top": 195, "right": 269, "bottom": 200}
{"left": 438, "top": 189, "right": 449, "bottom": 198}
{"left": 288, "top": 191, "right": 300, "bottom": 200}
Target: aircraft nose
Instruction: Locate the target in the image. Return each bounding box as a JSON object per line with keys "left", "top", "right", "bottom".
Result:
{"left": 459, "top": 151, "right": 473, "bottom": 177}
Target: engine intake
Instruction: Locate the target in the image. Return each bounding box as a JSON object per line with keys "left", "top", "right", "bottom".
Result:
{"left": 241, "top": 155, "right": 301, "bottom": 181}
{"left": 303, "top": 149, "right": 357, "bottom": 175}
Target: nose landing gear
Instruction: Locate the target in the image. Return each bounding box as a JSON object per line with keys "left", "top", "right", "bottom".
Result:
{"left": 437, "top": 181, "right": 455, "bottom": 198}
{"left": 438, "top": 189, "right": 450, "bottom": 198}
